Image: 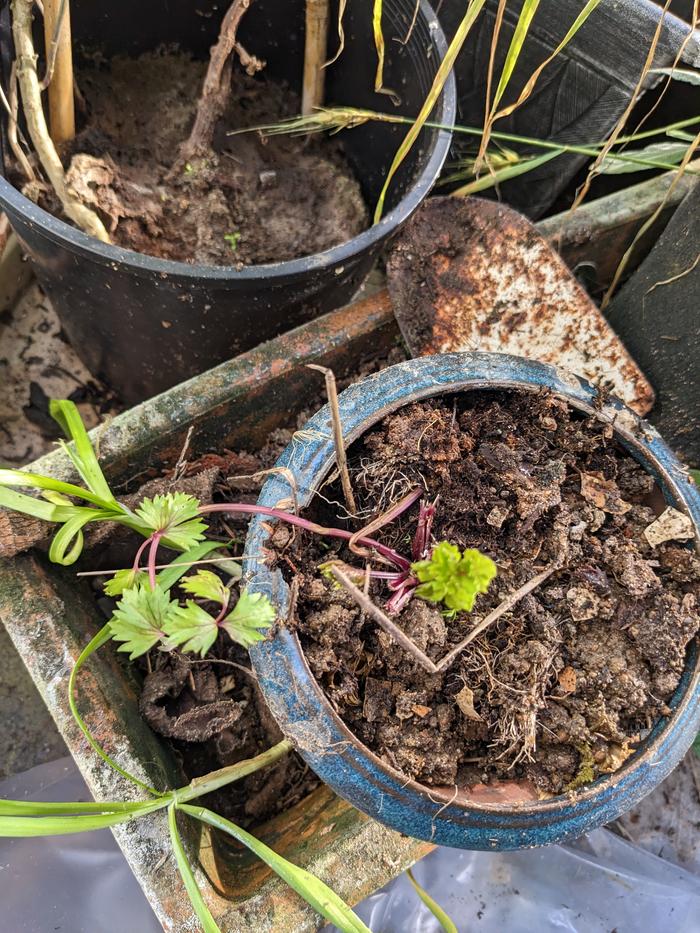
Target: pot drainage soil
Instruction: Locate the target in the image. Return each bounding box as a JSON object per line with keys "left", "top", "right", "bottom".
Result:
{"left": 272, "top": 389, "right": 700, "bottom": 795}
{"left": 17, "top": 50, "right": 368, "bottom": 266}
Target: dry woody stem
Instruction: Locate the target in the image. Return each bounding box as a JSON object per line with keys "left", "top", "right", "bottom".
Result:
{"left": 175, "top": 0, "right": 264, "bottom": 167}
{"left": 331, "top": 565, "right": 440, "bottom": 673}
{"left": 332, "top": 564, "right": 556, "bottom": 674}
{"left": 41, "top": 0, "right": 74, "bottom": 143}
{"left": 11, "top": 0, "right": 110, "bottom": 241}
{"left": 307, "top": 364, "right": 357, "bottom": 514}
{"left": 302, "top": 0, "right": 330, "bottom": 114}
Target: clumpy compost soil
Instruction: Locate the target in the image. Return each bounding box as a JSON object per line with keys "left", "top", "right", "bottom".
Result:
{"left": 22, "top": 50, "right": 367, "bottom": 266}
{"left": 275, "top": 390, "right": 700, "bottom": 795}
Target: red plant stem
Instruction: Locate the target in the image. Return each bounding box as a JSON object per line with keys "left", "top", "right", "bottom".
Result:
{"left": 132, "top": 536, "right": 152, "bottom": 575}
{"left": 147, "top": 533, "right": 163, "bottom": 589}
{"left": 198, "top": 503, "right": 410, "bottom": 571}
{"left": 348, "top": 485, "right": 423, "bottom": 558}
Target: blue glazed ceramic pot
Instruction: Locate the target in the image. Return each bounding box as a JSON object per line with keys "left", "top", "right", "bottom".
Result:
{"left": 244, "top": 353, "right": 700, "bottom": 849}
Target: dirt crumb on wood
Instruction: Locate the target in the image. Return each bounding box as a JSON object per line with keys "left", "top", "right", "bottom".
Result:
{"left": 280, "top": 390, "right": 700, "bottom": 795}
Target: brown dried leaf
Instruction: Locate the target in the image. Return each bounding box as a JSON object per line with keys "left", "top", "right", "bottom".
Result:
{"left": 454, "top": 685, "right": 483, "bottom": 721}
{"left": 580, "top": 471, "right": 632, "bottom": 515}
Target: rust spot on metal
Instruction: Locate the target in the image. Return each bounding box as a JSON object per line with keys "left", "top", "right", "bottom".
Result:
{"left": 387, "top": 197, "right": 654, "bottom": 416}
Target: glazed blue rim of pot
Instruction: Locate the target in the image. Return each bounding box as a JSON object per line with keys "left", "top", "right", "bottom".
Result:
{"left": 0, "top": 0, "right": 455, "bottom": 281}
{"left": 244, "top": 352, "right": 700, "bottom": 850}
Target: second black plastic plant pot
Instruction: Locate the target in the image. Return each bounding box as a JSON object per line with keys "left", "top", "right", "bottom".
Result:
{"left": 0, "top": 0, "right": 455, "bottom": 404}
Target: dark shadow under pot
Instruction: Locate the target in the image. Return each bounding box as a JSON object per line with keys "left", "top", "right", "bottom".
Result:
{"left": 0, "top": 0, "right": 455, "bottom": 403}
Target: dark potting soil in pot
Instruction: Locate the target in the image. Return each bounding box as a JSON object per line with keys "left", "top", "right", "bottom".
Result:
{"left": 18, "top": 50, "right": 368, "bottom": 266}
{"left": 269, "top": 390, "right": 700, "bottom": 795}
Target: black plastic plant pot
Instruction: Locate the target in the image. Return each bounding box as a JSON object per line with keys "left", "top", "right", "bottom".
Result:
{"left": 0, "top": 0, "right": 455, "bottom": 404}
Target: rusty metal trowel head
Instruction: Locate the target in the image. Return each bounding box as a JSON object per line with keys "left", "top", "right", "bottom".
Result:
{"left": 386, "top": 197, "right": 654, "bottom": 415}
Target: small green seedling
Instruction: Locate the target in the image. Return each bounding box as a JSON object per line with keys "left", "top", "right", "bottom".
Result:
{"left": 224, "top": 231, "right": 241, "bottom": 251}
{"left": 412, "top": 541, "right": 497, "bottom": 616}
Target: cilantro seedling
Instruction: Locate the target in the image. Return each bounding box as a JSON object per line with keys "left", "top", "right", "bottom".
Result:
{"left": 224, "top": 231, "right": 241, "bottom": 251}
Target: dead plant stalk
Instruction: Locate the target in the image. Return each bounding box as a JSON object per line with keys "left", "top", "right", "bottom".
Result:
{"left": 11, "top": 0, "right": 110, "bottom": 241}
{"left": 332, "top": 564, "right": 556, "bottom": 675}
{"left": 41, "top": 0, "right": 74, "bottom": 143}
{"left": 175, "top": 0, "right": 264, "bottom": 168}
{"left": 302, "top": 0, "right": 330, "bottom": 114}
{"left": 307, "top": 364, "right": 357, "bottom": 514}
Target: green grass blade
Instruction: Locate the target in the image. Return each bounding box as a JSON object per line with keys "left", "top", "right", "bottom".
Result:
{"left": 179, "top": 740, "right": 293, "bottom": 801}
{"left": 49, "top": 400, "right": 116, "bottom": 504}
{"left": 491, "top": 0, "right": 541, "bottom": 113}
{"left": 0, "top": 468, "right": 116, "bottom": 510}
{"left": 180, "top": 805, "right": 372, "bottom": 933}
{"left": 494, "top": 0, "right": 604, "bottom": 121}
{"left": 48, "top": 509, "right": 105, "bottom": 565}
{"left": 451, "top": 148, "right": 561, "bottom": 195}
{"left": 0, "top": 799, "right": 164, "bottom": 837}
{"left": 406, "top": 868, "right": 458, "bottom": 933}
{"left": 598, "top": 141, "right": 689, "bottom": 174}
{"left": 374, "top": 0, "right": 487, "bottom": 223}
{"left": 0, "top": 798, "right": 154, "bottom": 816}
{"left": 68, "top": 624, "right": 163, "bottom": 796}
{"left": 168, "top": 806, "right": 220, "bottom": 933}
{"left": 0, "top": 485, "right": 62, "bottom": 521}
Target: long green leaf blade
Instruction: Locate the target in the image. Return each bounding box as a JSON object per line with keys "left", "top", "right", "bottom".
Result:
{"left": 0, "top": 486, "right": 63, "bottom": 521}
{"left": 407, "top": 868, "right": 458, "bottom": 933}
{"left": 0, "top": 468, "right": 116, "bottom": 510}
{"left": 491, "top": 0, "right": 541, "bottom": 112}
{"left": 168, "top": 806, "right": 220, "bottom": 933}
{"left": 180, "top": 804, "right": 372, "bottom": 933}
{"left": 158, "top": 541, "right": 225, "bottom": 591}
{"left": 0, "top": 798, "right": 154, "bottom": 816}
{"left": 68, "top": 624, "right": 163, "bottom": 796}
{"left": 374, "top": 0, "right": 488, "bottom": 222}
{"left": 451, "top": 149, "right": 561, "bottom": 195}
{"left": 598, "top": 141, "right": 689, "bottom": 174}
{"left": 49, "top": 400, "right": 116, "bottom": 504}
{"left": 0, "top": 799, "right": 164, "bottom": 837}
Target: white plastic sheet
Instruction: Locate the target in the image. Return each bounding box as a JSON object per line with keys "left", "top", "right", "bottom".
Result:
{"left": 3, "top": 756, "right": 700, "bottom": 932}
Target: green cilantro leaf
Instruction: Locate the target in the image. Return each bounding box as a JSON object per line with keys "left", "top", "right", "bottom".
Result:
{"left": 134, "top": 492, "right": 208, "bottom": 550}
{"left": 164, "top": 602, "right": 219, "bottom": 658}
{"left": 109, "top": 585, "right": 179, "bottom": 659}
{"left": 180, "top": 569, "right": 230, "bottom": 607}
{"left": 412, "top": 541, "right": 497, "bottom": 616}
{"left": 104, "top": 568, "right": 148, "bottom": 597}
{"left": 221, "top": 588, "right": 276, "bottom": 649}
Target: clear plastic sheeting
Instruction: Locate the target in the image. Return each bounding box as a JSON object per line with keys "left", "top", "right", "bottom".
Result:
{"left": 329, "top": 830, "right": 700, "bottom": 933}
{"left": 3, "top": 756, "right": 700, "bottom": 933}
{"left": 0, "top": 757, "right": 161, "bottom": 933}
